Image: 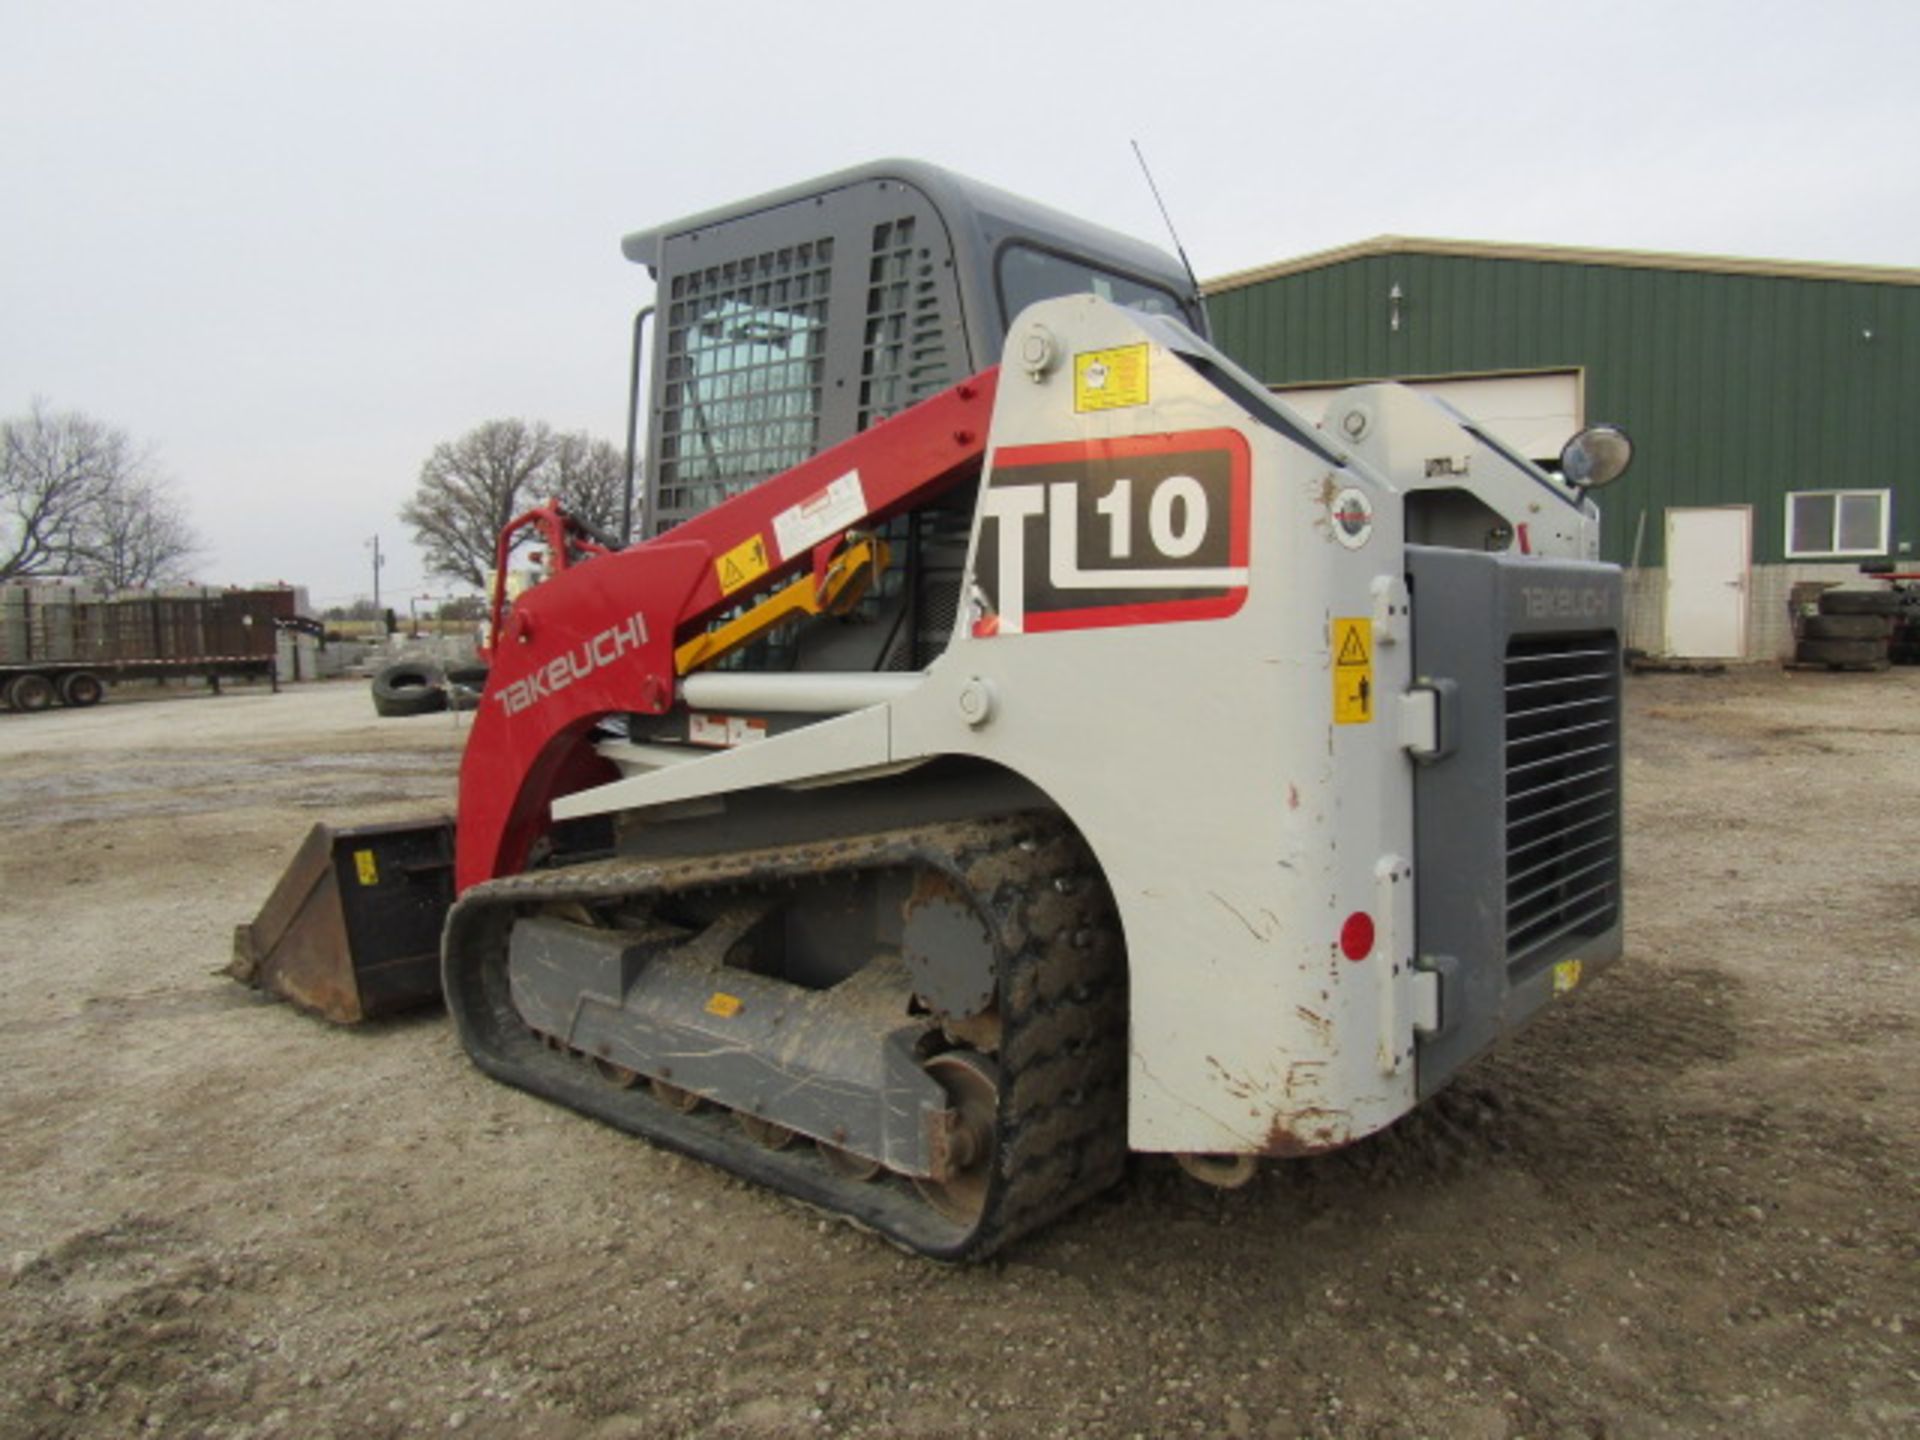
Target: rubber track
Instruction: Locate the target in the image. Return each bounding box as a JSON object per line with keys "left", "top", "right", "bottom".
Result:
{"left": 441, "top": 813, "right": 1127, "bottom": 1262}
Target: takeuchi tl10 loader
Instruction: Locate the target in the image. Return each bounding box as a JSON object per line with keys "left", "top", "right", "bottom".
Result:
{"left": 234, "top": 161, "right": 1634, "bottom": 1261}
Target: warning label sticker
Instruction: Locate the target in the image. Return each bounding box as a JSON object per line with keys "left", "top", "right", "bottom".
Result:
{"left": 773, "top": 469, "right": 866, "bottom": 562}
{"left": 353, "top": 849, "right": 379, "bottom": 886}
{"left": 1073, "top": 344, "right": 1150, "bottom": 413}
{"left": 688, "top": 712, "right": 770, "bottom": 748}
{"left": 715, "top": 533, "right": 770, "bottom": 596}
{"left": 1332, "top": 616, "right": 1373, "bottom": 725}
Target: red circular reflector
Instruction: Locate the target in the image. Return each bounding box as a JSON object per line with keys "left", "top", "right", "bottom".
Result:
{"left": 1339, "top": 912, "right": 1375, "bottom": 961}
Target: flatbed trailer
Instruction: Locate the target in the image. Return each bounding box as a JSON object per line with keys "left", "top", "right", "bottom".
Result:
{"left": 0, "top": 654, "right": 278, "bottom": 711}
{"left": 0, "top": 582, "right": 289, "bottom": 713}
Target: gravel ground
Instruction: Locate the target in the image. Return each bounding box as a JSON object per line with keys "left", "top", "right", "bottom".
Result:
{"left": 0, "top": 670, "right": 1914, "bottom": 1439}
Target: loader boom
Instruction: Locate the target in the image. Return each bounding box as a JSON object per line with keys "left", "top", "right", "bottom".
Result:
{"left": 456, "top": 370, "right": 998, "bottom": 891}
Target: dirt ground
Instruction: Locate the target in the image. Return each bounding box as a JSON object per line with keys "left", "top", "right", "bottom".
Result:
{"left": 0, "top": 669, "right": 1914, "bottom": 1439}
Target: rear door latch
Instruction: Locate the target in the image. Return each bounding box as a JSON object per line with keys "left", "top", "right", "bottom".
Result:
{"left": 1399, "top": 678, "right": 1456, "bottom": 762}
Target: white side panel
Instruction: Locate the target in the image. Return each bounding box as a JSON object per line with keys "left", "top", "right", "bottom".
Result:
{"left": 1664, "top": 506, "right": 1750, "bottom": 658}
{"left": 1280, "top": 370, "right": 1581, "bottom": 462}
{"left": 888, "top": 299, "right": 1421, "bottom": 1156}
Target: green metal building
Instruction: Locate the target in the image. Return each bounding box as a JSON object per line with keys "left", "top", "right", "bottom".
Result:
{"left": 1202, "top": 238, "right": 1920, "bottom": 659}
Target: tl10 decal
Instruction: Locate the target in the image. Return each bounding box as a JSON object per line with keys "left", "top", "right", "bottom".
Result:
{"left": 970, "top": 430, "right": 1251, "bottom": 636}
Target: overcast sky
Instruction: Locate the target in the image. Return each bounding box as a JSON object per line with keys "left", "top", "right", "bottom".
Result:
{"left": 4, "top": 0, "right": 1915, "bottom": 607}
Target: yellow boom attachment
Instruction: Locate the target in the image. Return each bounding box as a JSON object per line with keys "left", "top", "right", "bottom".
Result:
{"left": 674, "top": 535, "right": 890, "bottom": 675}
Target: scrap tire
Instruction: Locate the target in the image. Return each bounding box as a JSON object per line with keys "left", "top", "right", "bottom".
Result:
{"left": 5, "top": 673, "right": 56, "bottom": 713}
{"left": 371, "top": 661, "right": 447, "bottom": 718}
{"left": 1796, "top": 638, "right": 1889, "bottom": 670}
{"left": 1818, "top": 590, "right": 1901, "bottom": 617}
{"left": 59, "top": 670, "right": 105, "bottom": 707}
{"left": 1801, "top": 614, "right": 1894, "bottom": 641}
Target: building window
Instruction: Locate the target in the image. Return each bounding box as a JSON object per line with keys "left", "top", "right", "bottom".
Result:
{"left": 1785, "top": 490, "right": 1889, "bottom": 558}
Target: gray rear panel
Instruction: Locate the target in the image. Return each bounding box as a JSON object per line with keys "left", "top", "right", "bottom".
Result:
{"left": 1408, "top": 547, "right": 1625, "bottom": 1096}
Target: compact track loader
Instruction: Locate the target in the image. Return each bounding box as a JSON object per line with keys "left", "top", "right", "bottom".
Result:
{"left": 238, "top": 161, "right": 1633, "bottom": 1260}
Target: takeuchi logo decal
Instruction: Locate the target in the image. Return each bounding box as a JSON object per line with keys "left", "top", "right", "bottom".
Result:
{"left": 493, "top": 610, "right": 650, "bottom": 717}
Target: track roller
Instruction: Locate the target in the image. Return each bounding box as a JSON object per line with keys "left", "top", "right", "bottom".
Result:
{"left": 650, "top": 1079, "right": 702, "bottom": 1113}
{"left": 590, "top": 1057, "right": 641, "bottom": 1089}
{"left": 738, "top": 1113, "right": 798, "bottom": 1149}
{"left": 816, "top": 1141, "right": 883, "bottom": 1182}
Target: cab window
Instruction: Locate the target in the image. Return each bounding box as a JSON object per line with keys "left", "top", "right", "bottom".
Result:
{"left": 997, "top": 243, "right": 1196, "bottom": 329}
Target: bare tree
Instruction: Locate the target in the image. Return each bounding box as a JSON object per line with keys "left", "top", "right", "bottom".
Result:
{"left": 70, "top": 473, "right": 202, "bottom": 587}
{"left": 547, "top": 431, "right": 629, "bottom": 541}
{"left": 400, "top": 420, "right": 556, "bottom": 591}
{"left": 1, "top": 401, "right": 123, "bottom": 580}
{"left": 401, "top": 419, "right": 631, "bottom": 589}
{"left": 0, "top": 401, "right": 203, "bottom": 588}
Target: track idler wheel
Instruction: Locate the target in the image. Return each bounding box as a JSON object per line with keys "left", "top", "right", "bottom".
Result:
{"left": 914, "top": 1050, "right": 1000, "bottom": 1226}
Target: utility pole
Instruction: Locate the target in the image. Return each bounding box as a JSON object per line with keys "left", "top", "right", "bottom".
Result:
{"left": 368, "top": 534, "right": 385, "bottom": 612}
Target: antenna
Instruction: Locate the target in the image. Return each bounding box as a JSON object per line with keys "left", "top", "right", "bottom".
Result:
{"left": 1130, "top": 139, "right": 1204, "bottom": 313}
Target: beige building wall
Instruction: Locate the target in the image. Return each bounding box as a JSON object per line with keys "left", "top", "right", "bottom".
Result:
{"left": 1623, "top": 562, "right": 1884, "bottom": 661}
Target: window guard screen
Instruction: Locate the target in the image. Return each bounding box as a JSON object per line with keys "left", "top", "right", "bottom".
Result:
{"left": 655, "top": 240, "right": 834, "bottom": 531}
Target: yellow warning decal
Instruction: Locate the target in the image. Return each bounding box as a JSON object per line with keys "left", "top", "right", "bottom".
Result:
{"left": 715, "top": 534, "right": 771, "bottom": 596}
{"left": 1553, "top": 958, "right": 1583, "bottom": 995}
{"left": 1332, "top": 616, "right": 1373, "bottom": 725}
{"left": 1073, "top": 344, "right": 1150, "bottom": 412}
{"left": 353, "top": 848, "right": 379, "bottom": 886}
{"left": 704, "top": 992, "right": 743, "bottom": 1018}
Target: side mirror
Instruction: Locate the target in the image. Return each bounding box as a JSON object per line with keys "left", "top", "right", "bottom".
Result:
{"left": 1559, "top": 424, "right": 1634, "bottom": 493}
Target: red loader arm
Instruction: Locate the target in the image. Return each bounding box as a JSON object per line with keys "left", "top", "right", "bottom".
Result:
{"left": 455, "top": 371, "right": 1000, "bottom": 892}
{"left": 479, "top": 501, "right": 618, "bottom": 665}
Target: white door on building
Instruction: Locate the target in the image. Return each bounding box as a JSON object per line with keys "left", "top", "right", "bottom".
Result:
{"left": 1664, "top": 507, "right": 1751, "bottom": 658}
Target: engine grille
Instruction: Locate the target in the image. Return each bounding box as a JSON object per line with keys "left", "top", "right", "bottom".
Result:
{"left": 1503, "top": 632, "right": 1621, "bottom": 971}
